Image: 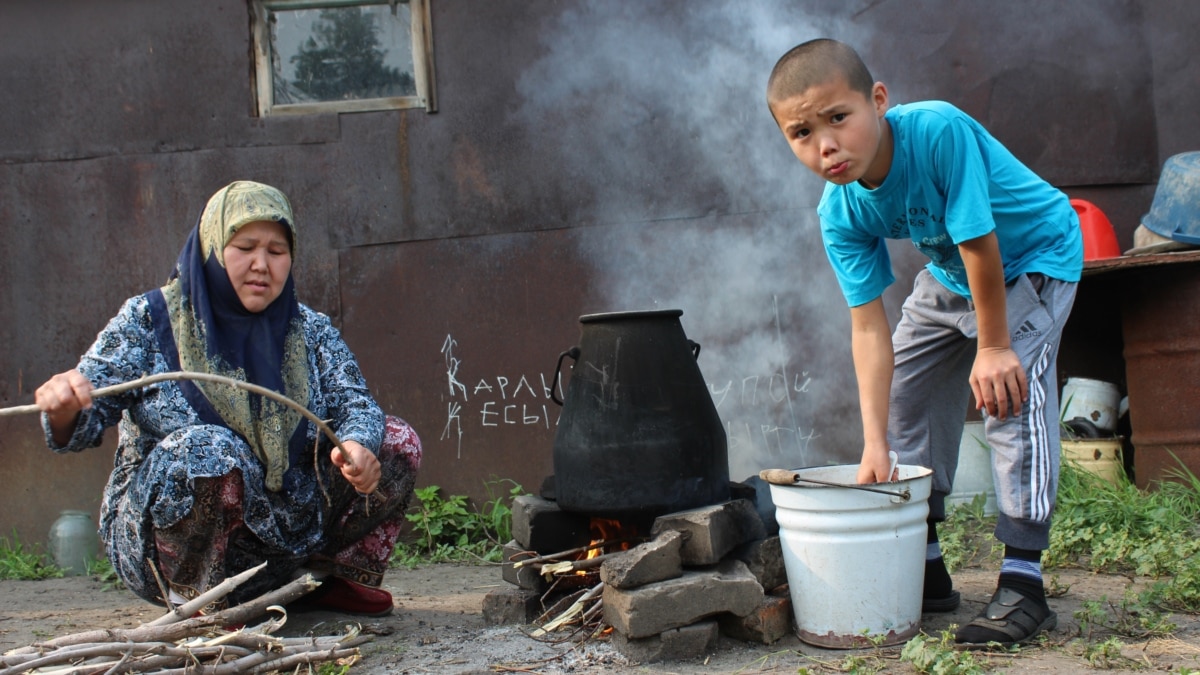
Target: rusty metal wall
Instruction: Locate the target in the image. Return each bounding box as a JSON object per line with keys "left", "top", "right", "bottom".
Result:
{"left": 1120, "top": 260, "right": 1200, "bottom": 487}
{"left": 1, "top": 0, "right": 1198, "bottom": 546}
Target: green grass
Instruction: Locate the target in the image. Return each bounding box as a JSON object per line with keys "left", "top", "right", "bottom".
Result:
{"left": 1048, "top": 455, "right": 1200, "bottom": 612}
{"left": 939, "top": 450, "right": 1200, "bottom": 614}
{"left": 0, "top": 532, "right": 64, "bottom": 580}
{"left": 85, "top": 555, "right": 125, "bottom": 591}
{"left": 391, "top": 478, "right": 525, "bottom": 568}
{"left": 938, "top": 492, "right": 1001, "bottom": 572}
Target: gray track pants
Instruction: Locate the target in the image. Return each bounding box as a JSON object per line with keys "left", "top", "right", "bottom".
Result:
{"left": 888, "top": 270, "right": 1077, "bottom": 550}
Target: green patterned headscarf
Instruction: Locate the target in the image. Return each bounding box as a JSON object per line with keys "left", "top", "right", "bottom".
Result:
{"left": 152, "top": 181, "right": 310, "bottom": 491}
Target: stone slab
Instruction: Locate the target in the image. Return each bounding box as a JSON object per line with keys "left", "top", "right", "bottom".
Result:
{"left": 481, "top": 587, "right": 541, "bottom": 625}
{"left": 600, "top": 529, "right": 684, "bottom": 590}
{"left": 730, "top": 535, "right": 786, "bottom": 592}
{"left": 603, "top": 559, "right": 764, "bottom": 639}
{"left": 650, "top": 499, "right": 767, "bottom": 566}
{"left": 718, "top": 591, "right": 793, "bottom": 645}
{"left": 511, "top": 494, "right": 592, "bottom": 553}
{"left": 611, "top": 620, "right": 720, "bottom": 663}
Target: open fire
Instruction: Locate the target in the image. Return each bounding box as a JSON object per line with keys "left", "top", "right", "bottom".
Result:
{"left": 486, "top": 491, "right": 788, "bottom": 663}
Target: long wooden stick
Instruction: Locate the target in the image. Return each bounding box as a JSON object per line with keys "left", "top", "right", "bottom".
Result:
{"left": 146, "top": 561, "right": 269, "bottom": 626}
{"left": 0, "top": 371, "right": 351, "bottom": 466}
{"left": 512, "top": 538, "right": 640, "bottom": 569}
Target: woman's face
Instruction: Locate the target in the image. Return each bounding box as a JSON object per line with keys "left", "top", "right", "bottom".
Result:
{"left": 223, "top": 220, "right": 292, "bottom": 313}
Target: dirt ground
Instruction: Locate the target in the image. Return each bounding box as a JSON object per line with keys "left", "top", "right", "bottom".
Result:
{"left": 4, "top": 563, "right": 1200, "bottom": 674}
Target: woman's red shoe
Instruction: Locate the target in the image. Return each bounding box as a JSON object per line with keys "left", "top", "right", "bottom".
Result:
{"left": 293, "top": 576, "right": 394, "bottom": 617}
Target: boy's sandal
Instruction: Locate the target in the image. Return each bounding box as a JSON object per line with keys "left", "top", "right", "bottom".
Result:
{"left": 922, "top": 589, "right": 961, "bottom": 613}
{"left": 954, "top": 587, "right": 1057, "bottom": 646}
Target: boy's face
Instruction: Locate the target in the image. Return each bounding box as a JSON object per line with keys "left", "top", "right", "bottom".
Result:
{"left": 771, "top": 77, "right": 891, "bottom": 188}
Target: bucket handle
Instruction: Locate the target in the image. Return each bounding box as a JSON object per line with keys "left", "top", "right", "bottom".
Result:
{"left": 758, "top": 469, "right": 912, "bottom": 502}
{"left": 549, "top": 347, "right": 580, "bottom": 406}
{"left": 689, "top": 339, "right": 701, "bottom": 359}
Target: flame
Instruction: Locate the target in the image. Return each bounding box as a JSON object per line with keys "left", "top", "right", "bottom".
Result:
{"left": 568, "top": 518, "right": 644, "bottom": 577}
{"left": 585, "top": 518, "right": 638, "bottom": 559}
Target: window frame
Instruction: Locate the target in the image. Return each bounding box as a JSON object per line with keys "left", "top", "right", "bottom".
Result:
{"left": 251, "top": 0, "right": 437, "bottom": 116}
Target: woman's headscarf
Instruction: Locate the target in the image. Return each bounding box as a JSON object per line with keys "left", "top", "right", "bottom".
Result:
{"left": 147, "top": 181, "right": 310, "bottom": 491}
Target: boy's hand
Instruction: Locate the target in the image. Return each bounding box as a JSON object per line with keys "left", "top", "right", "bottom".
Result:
{"left": 857, "top": 446, "right": 897, "bottom": 484}
{"left": 970, "top": 346, "right": 1028, "bottom": 420}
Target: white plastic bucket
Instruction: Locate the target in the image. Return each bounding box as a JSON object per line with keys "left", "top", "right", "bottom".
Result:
{"left": 1060, "top": 377, "right": 1121, "bottom": 433}
{"left": 947, "top": 421, "right": 998, "bottom": 515}
{"left": 769, "top": 464, "right": 932, "bottom": 648}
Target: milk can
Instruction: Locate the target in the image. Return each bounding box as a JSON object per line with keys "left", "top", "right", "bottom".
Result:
{"left": 550, "top": 309, "right": 729, "bottom": 518}
{"left": 48, "top": 509, "right": 99, "bottom": 576}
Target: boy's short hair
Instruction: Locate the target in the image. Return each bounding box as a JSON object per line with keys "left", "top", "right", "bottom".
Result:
{"left": 767, "top": 39, "right": 875, "bottom": 112}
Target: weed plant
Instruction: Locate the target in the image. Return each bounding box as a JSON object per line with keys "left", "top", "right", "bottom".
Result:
{"left": 1074, "top": 595, "right": 1176, "bottom": 640}
{"left": 940, "top": 453, "right": 1200, "bottom": 614}
{"left": 85, "top": 556, "right": 125, "bottom": 591}
{"left": 1047, "top": 457, "right": 1200, "bottom": 611}
{"left": 391, "top": 478, "right": 525, "bottom": 568}
{"left": 900, "top": 629, "right": 989, "bottom": 674}
{"left": 0, "top": 532, "right": 63, "bottom": 580}
{"left": 938, "top": 493, "right": 1000, "bottom": 572}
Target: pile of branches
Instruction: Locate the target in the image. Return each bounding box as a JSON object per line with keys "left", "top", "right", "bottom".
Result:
{"left": 0, "top": 563, "right": 369, "bottom": 674}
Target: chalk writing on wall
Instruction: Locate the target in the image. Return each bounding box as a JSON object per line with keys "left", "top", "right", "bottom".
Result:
{"left": 437, "top": 331, "right": 821, "bottom": 476}
{"left": 707, "top": 369, "right": 820, "bottom": 477}
{"left": 439, "top": 334, "right": 563, "bottom": 458}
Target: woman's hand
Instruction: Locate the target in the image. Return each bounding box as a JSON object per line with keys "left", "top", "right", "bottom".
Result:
{"left": 332, "top": 440, "right": 381, "bottom": 495}
{"left": 35, "top": 370, "right": 93, "bottom": 446}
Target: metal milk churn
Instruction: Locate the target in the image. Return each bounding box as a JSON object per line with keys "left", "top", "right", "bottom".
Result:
{"left": 550, "top": 309, "right": 730, "bottom": 518}
{"left": 48, "top": 509, "right": 99, "bottom": 576}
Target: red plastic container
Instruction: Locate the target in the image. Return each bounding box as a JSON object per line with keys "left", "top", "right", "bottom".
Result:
{"left": 1072, "top": 199, "right": 1122, "bottom": 260}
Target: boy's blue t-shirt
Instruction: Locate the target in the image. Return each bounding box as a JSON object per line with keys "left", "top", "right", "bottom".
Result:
{"left": 817, "top": 101, "right": 1084, "bottom": 307}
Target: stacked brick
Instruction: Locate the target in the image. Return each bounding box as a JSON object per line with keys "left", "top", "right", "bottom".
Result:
{"left": 484, "top": 494, "right": 793, "bottom": 663}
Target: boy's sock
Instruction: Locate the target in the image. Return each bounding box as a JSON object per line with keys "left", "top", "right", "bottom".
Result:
{"left": 923, "top": 524, "right": 953, "bottom": 599}
{"left": 997, "top": 545, "right": 1048, "bottom": 605}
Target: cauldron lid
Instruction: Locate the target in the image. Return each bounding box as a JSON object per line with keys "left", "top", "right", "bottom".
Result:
{"left": 579, "top": 308, "right": 683, "bottom": 323}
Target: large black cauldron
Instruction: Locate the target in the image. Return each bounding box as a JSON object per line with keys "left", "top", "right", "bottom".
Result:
{"left": 550, "top": 309, "right": 729, "bottom": 518}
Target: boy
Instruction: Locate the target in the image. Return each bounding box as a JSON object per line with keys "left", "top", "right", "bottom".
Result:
{"left": 766, "top": 39, "right": 1082, "bottom": 646}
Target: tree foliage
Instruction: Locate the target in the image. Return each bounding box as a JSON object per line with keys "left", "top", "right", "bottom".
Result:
{"left": 290, "top": 8, "right": 415, "bottom": 101}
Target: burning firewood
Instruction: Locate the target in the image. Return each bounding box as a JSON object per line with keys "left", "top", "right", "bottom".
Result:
{"left": 537, "top": 551, "right": 619, "bottom": 578}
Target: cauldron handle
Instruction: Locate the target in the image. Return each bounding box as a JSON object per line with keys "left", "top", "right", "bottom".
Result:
{"left": 689, "top": 340, "right": 701, "bottom": 359}
{"left": 550, "top": 346, "right": 580, "bottom": 406}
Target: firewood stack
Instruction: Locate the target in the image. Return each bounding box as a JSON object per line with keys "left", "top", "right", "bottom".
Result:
{"left": 0, "top": 565, "right": 369, "bottom": 674}
{"left": 484, "top": 487, "right": 793, "bottom": 663}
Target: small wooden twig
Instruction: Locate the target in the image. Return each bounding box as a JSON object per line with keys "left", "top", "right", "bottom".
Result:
{"left": 147, "top": 562, "right": 268, "bottom": 626}
{"left": 580, "top": 597, "right": 605, "bottom": 625}
{"left": 529, "top": 583, "right": 604, "bottom": 637}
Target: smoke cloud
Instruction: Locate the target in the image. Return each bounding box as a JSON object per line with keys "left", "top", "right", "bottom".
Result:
{"left": 512, "top": 2, "right": 874, "bottom": 479}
